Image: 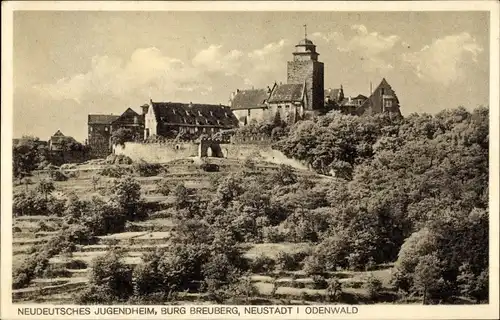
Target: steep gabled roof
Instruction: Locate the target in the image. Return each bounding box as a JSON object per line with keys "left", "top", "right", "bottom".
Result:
{"left": 267, "top": 83, "right": 304, "bottom": 103}
{"left": 88, "top": 114, "right": 120, "bottom": 125}
{"left": 151, "top": 102, "right": 238, "bottom": 128}
{"left": 112, "top": 107, "right": 144, "bottom": 125}
{"left": 230, "top": 89, "right": 270, "bottom": 110}
{"left": 353, "top": 94, "right": 368, "bottom": 100}
{"left": 52, "top": 130, "right": 65, "bottom": 137}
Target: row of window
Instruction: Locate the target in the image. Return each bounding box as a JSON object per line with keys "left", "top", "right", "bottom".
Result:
{"left": 247, "top": 105, "right": 293, "bottom": 116}
{"left": 89, "top": 126, "right": 110, "bottom": 132}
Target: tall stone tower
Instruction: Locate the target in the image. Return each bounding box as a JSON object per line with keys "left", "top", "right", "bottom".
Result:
{"left": 287, "top": 26, "right": 324, "bottom": 110}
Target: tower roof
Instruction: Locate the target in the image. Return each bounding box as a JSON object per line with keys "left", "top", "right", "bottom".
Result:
{"left": 297, "top": 38, "right": 314, "bottom": 46}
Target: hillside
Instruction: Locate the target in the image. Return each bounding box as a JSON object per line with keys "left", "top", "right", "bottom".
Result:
{"left": 12, "top": 107, "right": 489, "bottom": 305}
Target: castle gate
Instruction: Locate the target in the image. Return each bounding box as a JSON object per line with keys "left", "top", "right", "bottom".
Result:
{"left": 198, "top": 138, "right": 226, "bottom": 158}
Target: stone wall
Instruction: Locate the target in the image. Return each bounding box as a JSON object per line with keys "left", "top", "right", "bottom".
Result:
{"left": 113, "top": 142, "right": 199, "bottom": 163}
{"left": 114, "top": 141, "right": 309, "bottom": 171}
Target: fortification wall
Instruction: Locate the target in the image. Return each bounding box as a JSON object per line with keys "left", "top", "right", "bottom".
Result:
{"left": 113, "top": 142, "right": 198, "bottom": 163}
{"left": 114, "top": 141, "right": 309, "bottom": 171}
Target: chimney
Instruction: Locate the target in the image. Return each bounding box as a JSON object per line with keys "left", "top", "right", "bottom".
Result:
{"left": 141, "top": 104, "right": 149, "bottom": 115}
{"left": 189, "top": 102, "right": 193, "bottom": 108}
{"left": 370, "top": 82, "right": 373, "bottom": 96}
{"left": 267, "top": 86, "right": 271, "bottom": 93}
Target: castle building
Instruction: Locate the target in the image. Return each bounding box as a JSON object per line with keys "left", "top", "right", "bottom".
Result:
{"left": 88, "top": 108, "right": 144, "bottom": 158}
{"left": 230, "top": 82, "right": 307, "bottom": 126}
{"left": 326, "top": 79, "right": 402, "bottom": 116}
{"left": 49, "top": 130, "right": 77, "bottom": 151}
{"left": 143, "top": 100, "right": 238, "bottom": 139}
{"left": 286, "top": 35, "right": 324, "bottom": 111}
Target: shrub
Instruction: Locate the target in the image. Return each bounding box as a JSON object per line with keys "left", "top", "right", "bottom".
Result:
{"left": 311, "top": 275, "right": 328, "bottom": 289}
{"left": 200, "top": 163, "right": 220, "bottom": 172}
{"left": 100, "top": 166, "right": 129, "bottom": 178}
{"left": 364, "top": 274, "right": 383, "bottom": 299}
{"left": 66, "top": 259, "right": 88, "bottom": 269}
{"left": 243, "top": 158, "right": 256, "bottom": 170}
{"left": 303, "top": 253, "right": 326, "bottom": 276}
{"left": 133, "top": 162, "right": 162, "bottom": 177}
{"left": 42, "top": 264, "right": 71, "bottom": 278}
{"left": 49, "top": 170, "right": 68, "bottom": 181}
{"left": 83, "top": 250, "right": 134, "bottom": 302}
{"left": 250, "top": 254, "right": 276, "bottom": 274}
{"left": 35, "top": 221, "right": 55, "bottom": 232}
{"left": 13, "top": 190, "right": 48, "bottom": 216}
{"left": 275, "top": 252, "right": 304, "bottom": 271}
{"left": 155, "top": 179, "right": 171, "bottom": 196}
{"left": 262, "top": 226, "right": 286, "bottom": 243}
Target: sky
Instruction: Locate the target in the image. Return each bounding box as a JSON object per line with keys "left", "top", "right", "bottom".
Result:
{"left": 13, "top": 11, "right": 490, "bottom": 141}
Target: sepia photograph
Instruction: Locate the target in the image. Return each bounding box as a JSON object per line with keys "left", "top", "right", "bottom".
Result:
{"left": 1, "top": 1, "right": 499, "bottom": 319}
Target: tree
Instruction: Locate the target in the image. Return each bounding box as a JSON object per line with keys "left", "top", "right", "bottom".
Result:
{"left": 273, "top": 164, "right": 298, "bottom": 186}
{"left": 111, "top": 128, "right": 135, "bottom": 147}
{"left": 13, "top": 136, "right": 48, "bottom": 177}
{"left": 110, "top": 176, "right": 142, "bottom": 219}
{"left": 91, "top": 175, "right": 101, "bottom": 191}
{"left": 412, "top": 254, "right": 445, "bottom": 304}
{"left": 35, "top": 178, "right": 55, "bottom": 201}
{"left": 81, "top": 249, "right": 134, "bottom": 303}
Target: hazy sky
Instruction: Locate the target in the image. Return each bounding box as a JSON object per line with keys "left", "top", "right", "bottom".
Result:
{"left": 13, "top": 11, "right": 490, "bottom": 141}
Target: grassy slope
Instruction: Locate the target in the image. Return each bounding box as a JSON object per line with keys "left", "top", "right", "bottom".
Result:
{"left": 12, "top": 158, "right": 393, "bottom": 304}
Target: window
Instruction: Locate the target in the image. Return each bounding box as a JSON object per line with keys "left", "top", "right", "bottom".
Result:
{"left": 384, "top": 99, "right": 392, "bottom": 109}
{"left": 105, "top": 127, "right": 108, "bottom": 132}
{"left": 278, "top": 105, "right": 282, "bottom": 109}
{"left": 381, "top": 88, "right": 385, "bottom": 95}
{"left": 90, "top": 127, "right": 93, "bottom": 132}
{"left": 248, "top": 109, "right": 251, "bottom": 116}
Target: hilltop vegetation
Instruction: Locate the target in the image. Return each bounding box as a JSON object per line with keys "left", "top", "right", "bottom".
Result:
{"left": 12, "top": 106, "right": 489, "bottom": 305}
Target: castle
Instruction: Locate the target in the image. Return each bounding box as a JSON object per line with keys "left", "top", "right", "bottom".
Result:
{"left": 87, "top": 27, "right": 402, "bottom": 158}
{"left": 230, "top": 28, "right": 402, "bottom": 126}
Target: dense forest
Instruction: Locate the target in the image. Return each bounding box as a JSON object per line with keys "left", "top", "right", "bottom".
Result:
{"left": 12, "top": 106, "right": 489, "bottom": 305}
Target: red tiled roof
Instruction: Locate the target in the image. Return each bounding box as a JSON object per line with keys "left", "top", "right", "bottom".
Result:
{"left": 88, "top": 114, "right": 120, "bottom": 125}
{"left": 230, "top": 89, "right": 270, "bottom": 110}
{"left": 267, "top": 83, "right": 304, "bottom": 103}
{"left": 151, "top": 102, "right": 238, "bottom": 128}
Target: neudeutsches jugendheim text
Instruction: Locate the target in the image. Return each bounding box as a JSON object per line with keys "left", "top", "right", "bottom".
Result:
{"left": 18, "top": 305, "right": 359, "bottom": 317}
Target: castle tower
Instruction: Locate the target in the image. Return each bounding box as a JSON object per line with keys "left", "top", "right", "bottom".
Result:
{"left": 287, "top": 25, "right": 324, "bottom": 110}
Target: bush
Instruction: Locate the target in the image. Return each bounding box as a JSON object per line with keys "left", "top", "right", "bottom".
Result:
{"left": 364, "top": 274, "right": 383, "bottom": 299}
{"left": 155, "top": 179, "right": 171, "bottom": 196}
{"left": 13, "top": 190, "right": 48, "bottom": 216}
{"left": 133, "top": 162, "right": 162, "bottom": 177}
{"left": 303, "top": 253, "right": 326, "bottom": 276}
{"left": 200, "top": 163, "right": 220, "bottom": 172}
{"left": 42, "top": 264, "right": 71, "bottom": 278}
{"left": 83, "top": 250, "right": 134, "bottom": 303}
{"left": 275, "top": 252, "right": 305, "bottom": 271}
{"left": 66, "top": 259, "right": 88, "bottom": 269}
{"left": 106, "top": 154, "right": 133, "bottom": 165}
{"left": 35, "top": 221, "right": 55, "bottom": 232}
{"left": 99, "top": 166, "right": 129, "bottom": 178}
{"left": 250, "top": 254, "right": 276, "bottom": 274}
{"left": 49, "top": 170, "right": 68, "bottom": 181}
{"left": 312, "top": 275, "right": 328, "bottom": 289}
